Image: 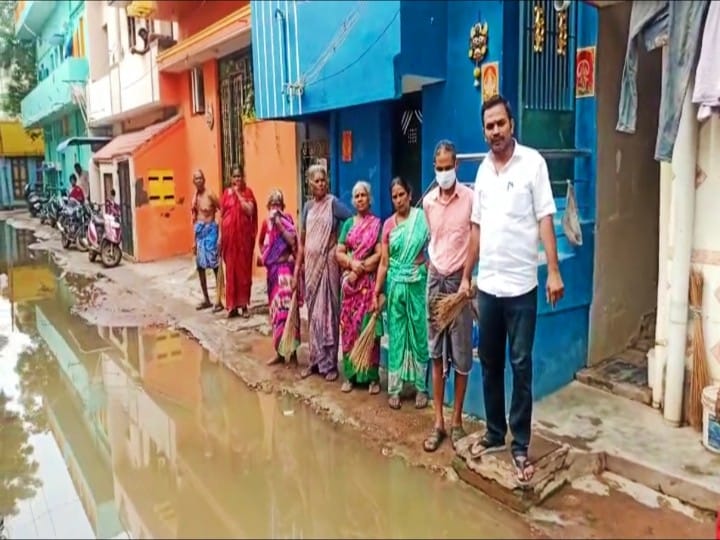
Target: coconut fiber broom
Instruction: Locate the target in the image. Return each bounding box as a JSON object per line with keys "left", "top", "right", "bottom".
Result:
{"left": 277, "top": 291, "right": 300, "bottom": 358}
{"left": 431, "top": 286, "right": 477, "bottom": 332}
{"left": 348, "top": 311, "right": 381, "bottom": 374}
{"left": 688, "top": 268, "right": 710, "bottom": 431}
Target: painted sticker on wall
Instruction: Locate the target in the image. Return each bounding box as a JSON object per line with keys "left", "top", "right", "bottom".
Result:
{"left": 576, "top": 47, "right": 596, "bottom": 98}
{"left": 481, "top": 62, "right": 499, "bottom": 102}
{"left": 342, "top": 130, "right": 353, "bottom": 162}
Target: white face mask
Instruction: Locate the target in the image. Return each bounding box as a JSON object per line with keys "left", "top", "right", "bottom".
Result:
{"left": 435, "top": 169, "right": 456, "bottom": 189}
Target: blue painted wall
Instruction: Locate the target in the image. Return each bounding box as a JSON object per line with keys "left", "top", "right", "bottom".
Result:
{"left": 0, "top": 157, "right": 43, "bottom": 208}
{"left": 252, "top": 0, "right": 600, "bottom": 416}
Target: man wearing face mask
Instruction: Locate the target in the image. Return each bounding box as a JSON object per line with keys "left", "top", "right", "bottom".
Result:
{"left": 421, "top": 139, "right": 475, "bottom": 453}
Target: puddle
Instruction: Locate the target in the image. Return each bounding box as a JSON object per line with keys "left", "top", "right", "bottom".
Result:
{"left": 0, "top": 221, "right": 533, "bottom": 539}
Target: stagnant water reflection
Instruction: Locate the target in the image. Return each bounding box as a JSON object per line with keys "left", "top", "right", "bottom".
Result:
{"left": 0, "top": 221, "right": 532, "bottom": 539}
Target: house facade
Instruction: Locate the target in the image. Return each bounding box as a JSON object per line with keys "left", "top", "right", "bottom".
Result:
{"left": 16, "top": 0, "right": 97, "bottom": 194}
{"left": 251, "top": 0, "right": 599, "bottom": 416}
{"left": 0, "top": 120, "right": 45, "bottom": 208}
{"left": 76, "top": 0, "right": 301, "bottom": 263}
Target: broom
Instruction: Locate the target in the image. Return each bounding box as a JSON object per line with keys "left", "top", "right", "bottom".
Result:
{"left": 348, "top": 311, "right": 381, "bottom": 374}
{"left": 688, "top": 268, "right": 710, "bottom": 431}
{"left": 277, "top": 290, "right": 300, "bottom": 358}
{"left": 431, "top": 287, "right": 476, "bottom": 332}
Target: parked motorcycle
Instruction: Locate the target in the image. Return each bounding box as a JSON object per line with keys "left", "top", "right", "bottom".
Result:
{"left": 39, "top": 192, "right": 67, "bottom": 227}
{"left": 24, "top": 183, "right": 45, "bottom": 217}
{"left": 57, "top": 199, "right": 90, "bottom": 251}
{"left": 86, "top": 203, "right": 123, "bottom": 268}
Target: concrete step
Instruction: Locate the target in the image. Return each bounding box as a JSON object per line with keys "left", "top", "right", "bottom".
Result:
{"left": 533, "top": 382, "right": 720, "bottom": 512}
{"left": 576, "top": 354, "right": 652, "bottom": 406}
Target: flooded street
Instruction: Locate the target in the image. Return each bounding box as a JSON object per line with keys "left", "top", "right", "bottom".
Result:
{"left": 0, "top": 220, "right": 536, "bottom": 539}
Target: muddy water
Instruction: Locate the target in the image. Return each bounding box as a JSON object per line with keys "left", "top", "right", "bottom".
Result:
{"left": 0, "top": 221, "right": 532, "bottom": 539}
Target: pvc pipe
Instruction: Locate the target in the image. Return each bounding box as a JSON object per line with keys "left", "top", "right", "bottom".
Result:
{"left": 663, "top": 81, "right": 699, "bottom": 426}
{"left": 652, "top": 161, "right": 672, "bottom": 407}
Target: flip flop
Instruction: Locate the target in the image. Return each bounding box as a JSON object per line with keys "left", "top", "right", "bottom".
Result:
{"left": 414, "top": 392, "right": 429, "bottom": 409}
{"left": 368, "top": 381, "right": 381, "bottom": 395}
{"left": 212, "top": 304, "right": 224, "bottom": 313}
{"left": 450, "top": 426, "right": 467, "bottom": 450}
{"left": 512, "top": 451, "right": 535, "bottom": 487}
{"left": 324, "top": 370, "right": 339, "bottom": 382}
{"left": 423, "top": 427, "right": 447, "bottom": 453}
{"left": 196, "top": 300, "right": 212, "bottom": 310}
{"left": 388, "top": 395, "right": 401, "bottom": 410}
{"left": 341, "top": 381, "right": 353, "bottom": 393}
{"left": 468, "top": 435, "right": 507, "bottom": 459}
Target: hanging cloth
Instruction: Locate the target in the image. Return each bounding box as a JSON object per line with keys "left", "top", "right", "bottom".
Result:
{"left": 693, "top": 1, "right": 720, "bottom": 122}
{"left": 562, "top": 180, "right": 583, "bottom": 247}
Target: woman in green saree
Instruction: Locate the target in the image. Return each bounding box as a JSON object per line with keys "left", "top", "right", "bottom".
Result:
{"left": 373, "top": 177, "right": 430, "bottom": 410}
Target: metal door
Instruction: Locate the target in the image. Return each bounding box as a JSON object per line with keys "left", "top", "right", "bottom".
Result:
{"left": 117, "top": 160, "right": 134, "bottom": 256}
{"left": 392, "top": 92, "right": 423, "bottom": 205}
{"left": 218, "top": 50, "right": 254, "bottom": 186}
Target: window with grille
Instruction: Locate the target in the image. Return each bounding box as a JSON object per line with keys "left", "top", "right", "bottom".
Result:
{"left": 127, "top": 16, "right": 137, "bottom": 49}
{"left": 520, "top": 0, "right": 577, "bottom": 196}
{"left": 190, "top": 66, "right": 205, "bottom": 115}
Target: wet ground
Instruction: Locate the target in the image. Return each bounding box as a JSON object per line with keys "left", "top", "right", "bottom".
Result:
{"left": 1, "top": 216, "right": 717, "bottom": 539}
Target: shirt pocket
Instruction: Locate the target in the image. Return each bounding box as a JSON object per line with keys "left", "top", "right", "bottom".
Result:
{"left": 505, "top": 189, "right": 532, "bottom": 218}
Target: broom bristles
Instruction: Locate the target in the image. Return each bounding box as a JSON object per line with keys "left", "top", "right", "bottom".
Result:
{"left": 349, "top": 312, "right": 380, "bottom": 373}
{"left": 688, "top": 268, "right": 709, "bottom": 431}
{"left": 431, "top": 291, "right": 471, "bottom": 332}
{"left": 278, "top": 291, "right": 300, "bottom": 357}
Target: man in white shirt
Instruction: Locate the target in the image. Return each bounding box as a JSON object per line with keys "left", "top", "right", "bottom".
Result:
{"left": 459, "top": 94, "right": 564, "bottom": 485}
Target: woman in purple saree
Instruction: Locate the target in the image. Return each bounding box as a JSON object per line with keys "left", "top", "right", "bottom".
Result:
{"left": 258, "top": 190, "right": 299, "bottom": 365}
{"left": 292, "top": 164, "right": 353, "bottom": 381}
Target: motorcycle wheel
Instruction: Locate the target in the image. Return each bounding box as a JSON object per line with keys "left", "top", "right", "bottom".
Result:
{"left": 88, "top": 250, "right": 97, "bottom": 262}
{"left": 40, "top": 216, "right": 46, "bottom": 225}
{"left": 101, "top": 241, "right": 122, "bottom": 268}
{"left": 76, "top": 236, "right": 89, "bottom": 252}
{"left": 49, "top": 218, "right": 56, "bottom": 228}
{"left": 61, "top": 234, "right": 71, "bottom": 249}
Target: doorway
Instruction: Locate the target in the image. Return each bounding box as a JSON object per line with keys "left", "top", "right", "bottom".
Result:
{"left": 391, "top": 92, "right": 423, "bottom": 205}
{"left": 117, "top": 160, "right": 134, "bottom": 257}
{"left": 218, "top": 50, "right": 254, "bottom": 186}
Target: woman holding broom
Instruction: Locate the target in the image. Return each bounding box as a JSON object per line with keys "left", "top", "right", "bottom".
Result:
{"left": 291, "top": 163, "right": 353, "bottom": 381}
{"left": 336, "top": 181, "right": 383, "bottom": 394}
{"left": 258, "top": 189, "right": 299, "bottom": 366}
{"left": 373, "top": 177, "right": 430, "bottom": 410}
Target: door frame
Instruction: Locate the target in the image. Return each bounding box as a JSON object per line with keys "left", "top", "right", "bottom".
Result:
{"left": 116, "top": 159, "right": 135, "bottom": 257}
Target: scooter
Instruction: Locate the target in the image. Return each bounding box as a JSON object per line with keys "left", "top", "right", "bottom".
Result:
{"left": 24, "top": 183, "right": 45, "bottom": 217}
{"left": 87, "top": 203, "right": 123, "bottom": 267}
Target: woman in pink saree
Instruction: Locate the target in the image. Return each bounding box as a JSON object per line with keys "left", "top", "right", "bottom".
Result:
{"left": 258, "top": 189, "right": 299, "bottom": 366}
{"left": 292, "top": 164, "right": 353, "bottom": 381}
{"left": 336, "top": 181, "right": 382, "bottom": 394}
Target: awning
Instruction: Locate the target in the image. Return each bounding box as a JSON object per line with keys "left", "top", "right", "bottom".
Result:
{"left": 57, "top": 137, "right": 112, "bottom": 153}
{"left": 92, "top": 116, "right": 182, "bottom": 163}
{"left": 156, "top": 5, "right": 251, "bottom": 73}
{"left": 0, "top": 120, "right": 44, "bottom": 157}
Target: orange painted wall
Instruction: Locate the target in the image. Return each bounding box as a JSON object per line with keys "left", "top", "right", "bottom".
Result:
{"left": 132, "top": 120, "right": 192, "bottom": 262}
{"left": 177, "top": 60, "right": 223, "bottom": 196}
{"left": 243, "top": 120, "right": 299, "bottom": 268}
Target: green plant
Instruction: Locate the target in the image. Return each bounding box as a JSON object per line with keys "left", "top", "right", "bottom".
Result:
{"left": 0, "top": 1, "right": 37, "bottom": 117}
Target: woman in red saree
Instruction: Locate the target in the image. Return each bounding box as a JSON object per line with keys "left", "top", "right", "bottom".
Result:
{"left": 221, "top": 166, "right": 258, "bottom": 318}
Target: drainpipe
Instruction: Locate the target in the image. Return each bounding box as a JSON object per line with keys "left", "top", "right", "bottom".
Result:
{"left": 663, "top": 80, "right": 699, "bottom": 426}
{"left": 652, "top": 160, "right": 672, "bottom": 407}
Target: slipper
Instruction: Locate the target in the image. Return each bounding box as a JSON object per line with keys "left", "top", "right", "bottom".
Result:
{"left": 468, "top": 435, "right": 507, "bottom": 459}
{"left": 450, "top": 426, "right": 467, "bottom": 450}
{"left": 368, "top": 381, "right": 381, "bottom": 395}
{"left": 414, "top": 392, "right": 429, "bottom": 409}
{"left": 266, "top": 356, "right": 283, "bottom": 366}
{"left": 512, "top": 451, "right": 535, "bottom": 486}
{"left": 228, "top": 309, "right": 240, "bottom": 319}
{"left": 299, "top": 366, "right": 315, "bottom": 379}
{"left": 212, "top": 304, "right": 224, "bottom": 313}
{"left": 388, "top": 395, "right": 401, "bottom": 410}
{"left": 196, "top": 300, "right": 212, "bottom": 310}
{"left": 341, "top": 380, "right": 353, "bottom": 393}
{"left": 423, "top": 427, "right": 447, "bottom": 453}
{"left": 324, "top": 370, "right": 339, "bottom": 382}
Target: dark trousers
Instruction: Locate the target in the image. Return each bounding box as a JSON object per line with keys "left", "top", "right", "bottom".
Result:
{"left": 477, "top": 287, "right": 537, "bottom": 453}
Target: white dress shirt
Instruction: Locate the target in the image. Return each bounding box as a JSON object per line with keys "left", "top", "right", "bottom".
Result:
{"left": 471, "top": 142, "right": 557, "bottom": 297}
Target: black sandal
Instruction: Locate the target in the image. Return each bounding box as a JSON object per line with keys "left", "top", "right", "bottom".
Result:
{"left": 388, "top": 395, "right": 401, "bottom": 410}
{"left": 196, "top": 300, "right": 212, "bottom": 310}
{"left": 468, "top": 435, "right": 507, "bottom": 459}
{"left": 423, "top": 427, "right": 447, "bottom": 453}
{"left": 512, "top": 451, "right": 535, "bottom": 486}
